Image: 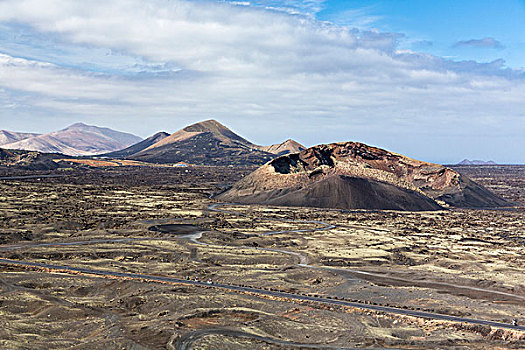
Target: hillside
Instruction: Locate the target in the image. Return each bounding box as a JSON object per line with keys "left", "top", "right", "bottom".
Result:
{"left": 0, "top": 130, "right": 40, "bottom": 146}
{"left": 103, "top": 132, "right": 170, "bottom": 158}
{"left": 130, "top": 120, "right": 275, "bottom": 166}
{"left": 2, "top": 123, "right": 142, "bottom": 156}
{"left": 217, "top": 141, "right": 510, "bottom": 210}
{"left": 259, "top": 139, "right": 305, "bottom": 156}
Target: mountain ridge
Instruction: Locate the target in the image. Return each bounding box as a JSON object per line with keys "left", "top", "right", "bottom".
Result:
{"left": 2, "top": 123, "right": 142, "bottom": 156}
{"left": 0, "top": 130, "right": 41, "bottom": 146}
{"left": 457, "top": 159, "right": 497, "bottom": 165}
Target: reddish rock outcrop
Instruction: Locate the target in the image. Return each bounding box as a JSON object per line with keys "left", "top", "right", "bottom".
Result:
{"left": 217, "top": 141, "right": 509, "bottom": 210}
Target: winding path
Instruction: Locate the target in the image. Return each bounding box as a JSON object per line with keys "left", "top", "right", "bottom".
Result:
{"left": 0, "top": 201, "right": 523, "bottom": 342}
{"left": 0, "top": 257, "right": 523, "bottom": 332}
{"left": 172, "top": 328, "right": 394, "bottom": 350}
{"left": 207, "top": 203, "right": 525, "bottom": 302}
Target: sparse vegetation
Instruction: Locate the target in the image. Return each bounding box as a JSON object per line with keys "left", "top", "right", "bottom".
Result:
{"left": 0, "top": 165, "right": 523, "bottom": 349}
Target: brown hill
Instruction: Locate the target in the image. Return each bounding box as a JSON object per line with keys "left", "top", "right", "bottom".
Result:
{"left": 0, "top": 130, "right": 40, "bottom": 146}
{"left": 131, "top": 120, "right": 275, "bottom": 166}
{"left": 217, "top": 141, "right": 510, "bottom": 210}
{"left": 2, "top": 123, "right": 142, "bottom": 156}
{"left": 142, "top": 119, "right": 253, "bottom": 151}
{"left": 259, "top": 139, "right": 305, "bottom": 156}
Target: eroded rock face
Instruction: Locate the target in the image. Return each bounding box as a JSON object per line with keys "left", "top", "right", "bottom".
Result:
{"left": 217, "top": 142, "right": 509, "bottom": 210}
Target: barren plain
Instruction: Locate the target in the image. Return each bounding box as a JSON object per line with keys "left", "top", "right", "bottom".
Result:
{"left": 0, "top": 165, "right": 523, "bottom": 349}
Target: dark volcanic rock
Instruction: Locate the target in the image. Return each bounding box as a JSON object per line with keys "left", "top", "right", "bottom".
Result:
{"left": 0, "top": 149, "right": 11, "bottom": 161}
{"left": 103, "top": 132, "right": 170, "bottom": 158}
{"left": 148, "top": 224, "right": 201, "bottom": 234}
{"left": 435, "top": 175, "right": 509, "bottom": 208}
{"left": 225, "top": 174, "right": 441, "bottom": 211}
{"left": 217, "top": 141, "right": 510, "bottom": 210}
{"left": 0, "top": 148, "right": 61, "bottom": 170}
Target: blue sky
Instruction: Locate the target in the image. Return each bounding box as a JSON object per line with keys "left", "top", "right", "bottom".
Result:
{"left": 317, "top": 0, "right": 525, "bottom": 67}
{"left": 0, "top": 0, "right": 524, "bottom": 163}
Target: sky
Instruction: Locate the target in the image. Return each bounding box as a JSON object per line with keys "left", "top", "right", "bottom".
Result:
{"left": 0, "top": 0, "right": 524, "bottom": 164}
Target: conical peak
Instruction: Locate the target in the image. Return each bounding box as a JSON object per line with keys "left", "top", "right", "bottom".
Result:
{"left": 67, "top": 122, "right": 90, "bottom": 129}
{"left": 282, "top": 139, "right": 301, "bottom": 146}
{"left": 142, "top": 118, "right": 254, "bottom": 152}
{"left": 183, "top": 119, "right": 228, "bottom": 133}
{"left": 152, "top": 131, "right": 170, "bottom": 138}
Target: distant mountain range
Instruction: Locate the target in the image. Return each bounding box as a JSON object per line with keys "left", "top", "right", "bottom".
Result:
{"left": 457, "top": 159, "right": 497, "bottom": 165}
{"left": 0, "top": 123, "right": 142, "bottom": 156}
{"left": 0, "top": 130, "right": 41, "bottom": 145}
{"left": 1, "top": 120, "right": 305, "bottom": 166}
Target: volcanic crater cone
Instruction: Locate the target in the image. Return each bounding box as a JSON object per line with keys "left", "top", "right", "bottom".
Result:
{"left": 217, "top": 141, "right": 509, "bottom": 211}
{"left": 130, "top": 119, "right": 276, "bottom": 166}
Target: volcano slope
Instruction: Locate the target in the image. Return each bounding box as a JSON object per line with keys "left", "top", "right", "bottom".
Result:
{"left": 130, "top": 119, "right": 276, "bottom": 166}
{"left": 102, "top": 131, "right": 170, "bottom": 158}
{"left": 217, "top": 142, "right": 509, "bottom": 211}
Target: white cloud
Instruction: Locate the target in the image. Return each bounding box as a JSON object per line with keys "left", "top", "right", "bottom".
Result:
{"left": 0, "top": 0, "right": 523, "bottom": 162}
{"left": 454, "top": 37, "right": 504, "bottom": 49}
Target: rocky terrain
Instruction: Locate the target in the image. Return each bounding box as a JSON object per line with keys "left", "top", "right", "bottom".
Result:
{"left": 1, "top": 123, "right": 142, "bottom": 156}
{"left": 451, "top": 164, "right": 525, "bottom": 205}
{"left": 0, "top": 165, "right": 522, "bottom": 349}
{"left": 218, "top": 141, "right": 510, "bottom": 210}
{"left": 0, "top": 148, "right": 61, "bottom": 170}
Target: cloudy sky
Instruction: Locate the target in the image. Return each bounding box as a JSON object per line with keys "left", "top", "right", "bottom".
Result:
{"left": 0, "top": 0, "right": 524, "bottom": 163}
